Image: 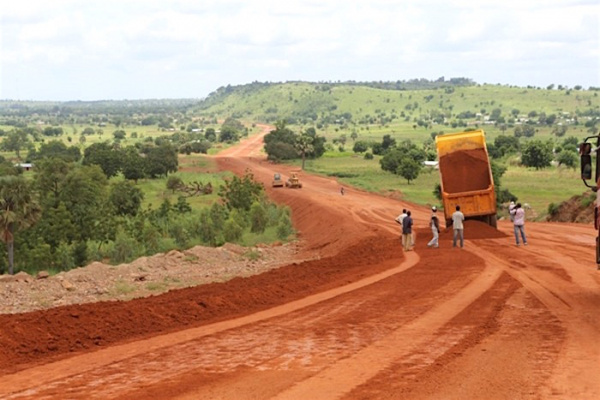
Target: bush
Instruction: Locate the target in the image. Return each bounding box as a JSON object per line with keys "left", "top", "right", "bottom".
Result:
{"left": 276, "top": 211, "right": 294, "bottom": 240}
{"left": 548, "top": 202, "right": 560, "bottom": 216}
{"left": 250, "top": 201, "right": 268, "bottom": 233}
{"left": 55, "top": 242, "right": 75, "bottom": 271}
{"left": 353, "top": 141, "right": 369, "bottom": 153}
{"left": 111, "top": 230, "right": 141, "bottom": 264}
{"left": 223, "top": 218, "right": 243, "bottom": 242}
{"left": 364, "top": 152, "right": 374, "bottom": 160}
{"left": 581, "top": 192, "right": 596, "bottom": 208}
{"left": 169, "top": 222, "right": 190, "bottom": 248}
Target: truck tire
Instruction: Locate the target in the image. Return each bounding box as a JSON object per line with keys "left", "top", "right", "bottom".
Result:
{"left": 489, "top": 214, "right": 497, "bottom": 228}
{"left": 446, "top": 218, "right": 452, "bottom": 229}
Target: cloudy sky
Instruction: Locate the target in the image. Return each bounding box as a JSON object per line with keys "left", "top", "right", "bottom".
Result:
{"left": 0, "top": 0, "right": 598, "bottom": 101}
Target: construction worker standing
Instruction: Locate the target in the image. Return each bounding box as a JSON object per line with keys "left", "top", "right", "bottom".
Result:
{"left": 402, "top": 211, "right": 413, "bottom": 251}
{"left": 427, "top": 206, "right": 440, "bottom": 248}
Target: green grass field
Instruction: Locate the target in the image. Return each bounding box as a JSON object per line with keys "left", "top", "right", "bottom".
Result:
{"left": 298, "top": 151, "right": 587, "bottom": 221}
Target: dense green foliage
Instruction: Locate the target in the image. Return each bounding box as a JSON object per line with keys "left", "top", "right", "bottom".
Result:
{"left": 0, "top": 162, "right": 294, "bottom": 275}
{"left": 263, "top": 121, "right": 326, "bottom": 165}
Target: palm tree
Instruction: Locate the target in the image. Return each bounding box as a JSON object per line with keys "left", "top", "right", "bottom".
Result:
{"left": 0, "top": 176, "right": 41, "bottom": 275}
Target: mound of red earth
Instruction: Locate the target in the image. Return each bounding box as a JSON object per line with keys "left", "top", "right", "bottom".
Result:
{"left": 0, "top": 235, "right": 403, "bottom": 375}
{"left": 439, "top": 149, "right": 491, "bottom": 193}
{"left": 546, "top": 192, "right": 595, "bottom": 223}
{"left": 439, "top": 220, "right": 508, "bottom": 240}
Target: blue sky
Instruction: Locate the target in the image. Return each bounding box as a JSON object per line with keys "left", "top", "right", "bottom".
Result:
{"left": 0, "top": 0, "right": 598, "bottom": 101}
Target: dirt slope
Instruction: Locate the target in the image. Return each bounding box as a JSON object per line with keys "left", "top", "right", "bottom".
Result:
{"left": 1, "top": 125, "right": 599, "bottom": 400}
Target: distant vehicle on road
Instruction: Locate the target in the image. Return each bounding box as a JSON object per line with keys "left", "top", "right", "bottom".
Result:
{"left": 272, "top": 173, "right": 284, "bottom": 188}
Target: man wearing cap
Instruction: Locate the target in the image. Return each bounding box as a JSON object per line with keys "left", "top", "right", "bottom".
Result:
{"left": 427, "top": 206, "right": 440, "bottom": 248}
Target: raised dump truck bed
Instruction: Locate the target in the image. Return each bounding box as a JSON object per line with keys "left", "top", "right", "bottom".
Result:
{"left": 435, "top": 130, "right": 497, "bottom": 228}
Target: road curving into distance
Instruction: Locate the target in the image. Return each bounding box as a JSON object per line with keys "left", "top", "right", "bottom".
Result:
{"left": 0, "top": 125, "right": 599, "bottom": 399}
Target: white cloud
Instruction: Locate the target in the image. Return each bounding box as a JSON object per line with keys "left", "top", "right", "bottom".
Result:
{"left": 0, "top": 0, "right": 598, "bottom": 100}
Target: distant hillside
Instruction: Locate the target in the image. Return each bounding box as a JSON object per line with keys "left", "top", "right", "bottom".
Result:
{"left": 193, "top": 80, "right": 600, "bottom": 133}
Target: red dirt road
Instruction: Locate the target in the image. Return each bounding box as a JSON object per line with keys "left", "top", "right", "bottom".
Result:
{"left": 1, "top": 125, "right": 599, "bottom": 399}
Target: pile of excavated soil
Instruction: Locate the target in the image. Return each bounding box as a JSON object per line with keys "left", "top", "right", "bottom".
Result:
{"left": 0, "top": 243, "right": 300, "bottom": 315}
{"left": 440, "top": 220, "right": 508, "bottom": 240}
{"left": 546, "top": 193, "right": 595, "bottom": 223}
{"left": 439, "top": 149, "right": 491, "bottom": 193}
{"left": 0, "top": 235, "right": 403, "bottom": 374}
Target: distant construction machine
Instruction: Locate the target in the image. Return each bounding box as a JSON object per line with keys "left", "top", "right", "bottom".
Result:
{"left": 435, "top": 129, "right": 497, "bottom": 228}
{"left": 285, "top": 172, "right": 302, "bottom": 189}
{"left": 272, "top": 173, "right": 284, "bottom": 188}
{"left": 578, "top": 136, "right": 600, "bottom": 269}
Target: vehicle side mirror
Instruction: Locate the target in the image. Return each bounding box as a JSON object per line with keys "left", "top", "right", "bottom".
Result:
{"left": 580, "top": 143, "right": 593, "bottom": 180}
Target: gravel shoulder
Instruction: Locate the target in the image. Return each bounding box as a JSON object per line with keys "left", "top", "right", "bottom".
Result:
{"left": 0, "top": 241, "right": 302, "bottom": 315}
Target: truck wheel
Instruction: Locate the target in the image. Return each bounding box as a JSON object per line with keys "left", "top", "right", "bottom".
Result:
{"left": 489, "top": 215, "right": 497, "bottom": 228}
{"left": 446, "top": 219, "right": 452, "bottom": 229}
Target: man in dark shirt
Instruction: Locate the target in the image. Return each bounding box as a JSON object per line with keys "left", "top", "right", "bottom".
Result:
{"left": 402, "top": 211, "right": 413, "bottom": 251}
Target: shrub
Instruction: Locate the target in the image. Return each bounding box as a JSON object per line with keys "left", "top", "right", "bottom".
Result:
{"left": 55, "top": 242, "right": 75, "bottom": 271}
{"left": 111, "top": 230, "right": 141, "bottom": 264}
{"left": 223, "top": 218, "right": 243, "bottom": 242}
{"left": 364, "top": 152, "right": 374, "bottom": 160}
{"left": 276, "top": 211, "right": 294, "bottom": 240}
{"left": 250, "top": 201, "right": 268, "bottom": 233}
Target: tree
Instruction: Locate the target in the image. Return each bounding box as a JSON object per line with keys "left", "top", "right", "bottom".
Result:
{"left": 0, "top": 176, "right": 41, "bottom": 274}
{"left": 110, "top": 181, "right": 144, "bottom": 216}
{"left": 264, "top": 121, "right": 298, "bottom": 161}
{"left": 205, "top": 128, "right": 217, "bottom": 142}
{"left": 295, "top": 132, "right": 314, "bottom": 170}
{"left": 34, "top": 158, "right": 72, "bottom": 206}
{"left": 218, "top": 170, "right": 264, "bottom": 211}
{"left": 521, "top": 140, "right": 553, "bottom": 169}
{"left": 166, "top": 176, "right": 184, "bottom": 193}
{"left": 396, "top": 158, "right": 421, "bottom": 184}
{"left": 1, "top": 129, "right": 30, "bottom": 159}
{"left": 83, "top": 142, "right": 123, "bottom": 178}
{"left": 552, "top": 125, "right": 568, "bottom": 137}
{"left": 381, "top": 134, "right": 396, "bottom": 151}
{"left": 219, "top": 126, "right": 239, "bottom": 142}
{"left": 32, "top": 202, "right": 76, "bottom": 250}
{"left": 556, "top": 150, "right": 577, "bottom": 169}
{"left": 350, "top": 131, "right": 358, "bottom": 142}
{"left": 113, "top": 130, "right": 126, "bottom": 140}
{"left": 493, "top": 135, "right": 520, "bottom": 157}
{"left": 145, "top": 143, "right": 178, "bottom": 178}
{"left": 59, "top": 165, "right": 110, "bottom": 242}
{"left": 489, "top": 108, "right": 502, "bottom": 121}
{"left": 121, "top": 147, "right": 147, "bottom": 183}
{"left": 42, "top": 127, "right": 64, "bottom": 137}
{"left": 514, "top": 125, "right": 535, "bottom": 138}
{"left": 353, "top": 141, "right": 369, "bottom": 153}
{"left": 82, "top": 127, "right": 96, "bottom": 135}
{"left": 28, "top": 140, "right": 81, "bottom": 162}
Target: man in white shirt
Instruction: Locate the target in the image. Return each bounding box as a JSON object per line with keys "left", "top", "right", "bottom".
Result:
{"left": 452, "top": 205, "right": 465, "bottom": 248}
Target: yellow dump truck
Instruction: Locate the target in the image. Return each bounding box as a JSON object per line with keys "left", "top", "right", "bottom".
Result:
{"left": 435, "top": 129, "right": 497, "bottom": 228}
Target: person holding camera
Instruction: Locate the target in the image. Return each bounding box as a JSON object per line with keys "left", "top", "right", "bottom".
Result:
{"left": 510, "top": 202, "right": 528, "bottom": 246}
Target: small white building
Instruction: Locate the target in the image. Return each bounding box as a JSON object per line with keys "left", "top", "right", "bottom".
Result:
{"left": 15, "top": 163, "right": 33, "bottom": 171}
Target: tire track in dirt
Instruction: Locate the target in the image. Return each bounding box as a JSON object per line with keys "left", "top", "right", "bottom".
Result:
{"left": 270, "top": 250, "right": 503, "bottom": 400}
{"left": 0, "top": 252, "right": 420, "bottom": 399}
{"left": 469, "top": 240, "right": 600, "bottom": 399}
